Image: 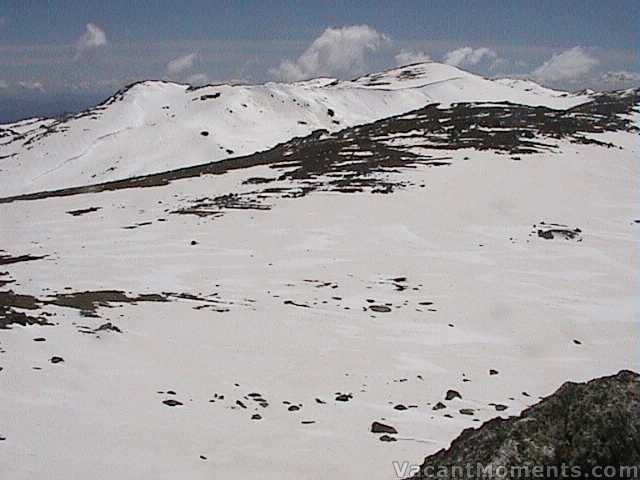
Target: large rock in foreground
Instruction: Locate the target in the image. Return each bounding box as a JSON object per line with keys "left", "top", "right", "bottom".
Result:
{"left": 411, "top": 370, "right": 640, "bottom": 479}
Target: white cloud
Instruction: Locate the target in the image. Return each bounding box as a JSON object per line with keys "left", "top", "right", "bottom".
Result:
{"left": 185, "top": 72, "right": 209, "bottom": 86}
{"left": 394, "top": 49, "right": 431, "bottom": 66}
{"left": 489, "top": 57, "right": 508, "bottom": 71}
{"left": 18, "top": 81, "right": 45, "bottom": 92}
{"left": 443, "top": 47, "right": 497, "bottom": 67}
{"left": 75, "top": 23, "right": 107, "bottom": 60}
{"left": 166, "top": 52, "right": 199, "bottom": 76}
{"left": 270, "top": 25, "right": 389, "bottom": 81}
{"left": 600, "top": 70, "right": 640, "bottom": 87}
{"left": 531, "top": 47, "right": 598, "bottom": 83}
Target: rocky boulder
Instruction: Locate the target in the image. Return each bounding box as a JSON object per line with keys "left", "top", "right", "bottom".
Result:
{"left": 410, "top": 370, "right": 640, "bottom": 479}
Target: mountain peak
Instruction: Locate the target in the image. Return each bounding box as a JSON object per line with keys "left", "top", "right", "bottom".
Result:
{"left": 347, "top": 62, "right": 474, "bottom": 90}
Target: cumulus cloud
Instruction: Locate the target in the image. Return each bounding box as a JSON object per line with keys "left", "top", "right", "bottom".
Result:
{"left": 443, "top": 47, "right": 497, "bottom": 67}
{"left": 75, "top": 23, "right": 107, "bottom": 60}
{"left": 531, "top": 47, "right": 598, "bottom": 84}
{"left": 184, "top": 72, "right": 209, "bottom": 86}
{"left": 270, "top": 25, "right": 389, "bottom": 81}
{"left": 394, "top": 49, "right": 432, "bottom": 66}
{"left": 165, "top": 52, "right": 209, "bottom": 86}
{"left": 166, "top": 52, "right": 199, "bottom": 76}
{"left": 600, "top": 70, "right": 640, "bottom": 87}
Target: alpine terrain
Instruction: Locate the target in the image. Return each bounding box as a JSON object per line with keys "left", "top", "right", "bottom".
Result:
{"left": 0, "top": 62, "right": 638, "bottom": 479}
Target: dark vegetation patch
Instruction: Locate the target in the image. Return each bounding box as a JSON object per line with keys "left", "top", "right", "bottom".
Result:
{"left": 172, "top": 193, "right": 271, "bottom": 217}
{"left": 0, "top": 253, "right": 51, "bottom": 328}
{"left": 0, "top": 291, "right": 52, "bottom": 329}
{"left": 49, "top": 290, "right": 168, "bottom": 317}
{"left": 1, "top": 287, "right": 232, "bottom": 329}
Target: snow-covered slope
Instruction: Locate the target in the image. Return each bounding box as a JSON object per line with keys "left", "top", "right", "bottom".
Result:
{"left": 0, "top": 71, "right": 637, "bottom": 479}
{"left": 0, "top": 103, "right": 637, "bottom": 479}
{"left": 0, "top": 63, "right": 591, "bottom": 197}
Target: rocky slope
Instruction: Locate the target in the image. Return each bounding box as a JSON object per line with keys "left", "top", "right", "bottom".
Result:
{"left": 409, "top": 370, "right": 640, "bottom": 479}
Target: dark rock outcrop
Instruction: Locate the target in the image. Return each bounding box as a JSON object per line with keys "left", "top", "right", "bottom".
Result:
{"left": 371, "top": 422, "right": 398, "bottom": 434}
{"left": 410, "top": 370, "right": 640, "bottom": 479}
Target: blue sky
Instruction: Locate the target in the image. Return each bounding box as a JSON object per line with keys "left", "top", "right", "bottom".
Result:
{"left": 0, "top": 0, "right": 638, "bottom": 119}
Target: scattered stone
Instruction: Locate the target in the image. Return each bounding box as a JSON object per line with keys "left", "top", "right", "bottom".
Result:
{"left": 66, "top": 207, "right": 101, "bottom": 217}
{"left": 445, "top": 389, "right": 462, "bottom": 401}
{"left": 536, "top": 223, "right": 582, "bottom": 241}
{"left": 394, "top": 404, "right": 408, "bottom": 411}
{"left": 573, "top": 339, "right": 582, "bottom": 345}
{"left": 251, "top": 414, "right": 262, "bottom": 420}
{"left": 162, "top": 399, "right": 183, "bottom": 407}
{"left": 379, "top": 435, "right": 397, "bottom": 442}
{"left": 432, "top": 402, "right": 447, "bottom": 411}
{"left": 50, "top": 356, "right": 64, "bottom": 364}
{"left": 459, "top": 408, "right": 475, "bottom": 416}
{"left": 33, "top": 337, "right": 46, "bottom": 342}
{"left": 335, "top": 393, "right": 353, "bottom": 402}
{"left": 287, "top": 405, "right": 300, "bottom": 412}
{"left": 95, "top": 322, "right": 122, "bottom": 333}
{"left": 489, "top": 369, "right": 499, "bottom": 375}
{"left": 370, "top": 305, "right": 392, "bottom": 313}
{"left": 371, "top": 422, "right": 398, "bottom": 434}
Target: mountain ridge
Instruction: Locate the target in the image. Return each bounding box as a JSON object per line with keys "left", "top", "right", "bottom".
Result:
{"left": 0, "top": 62, "right": 595, "bottom": 198}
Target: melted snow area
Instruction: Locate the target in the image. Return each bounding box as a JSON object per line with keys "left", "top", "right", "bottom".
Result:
{"left": 0, "top": 63, "right": 637, "bottom": 480}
